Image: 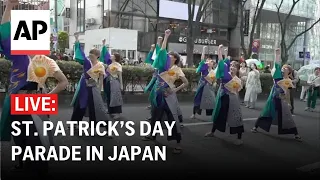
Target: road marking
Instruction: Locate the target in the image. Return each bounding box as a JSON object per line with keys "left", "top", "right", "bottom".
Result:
{"left": 296, "top": 162, "right": 320, "bottom": 172}
{"left": 183, "top": 118, "right": 257, "bottom": 127}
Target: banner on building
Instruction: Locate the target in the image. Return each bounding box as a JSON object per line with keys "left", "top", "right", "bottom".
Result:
{"left": 252, "top": 39, "right": 260, "bottom": 53}
{"left": 244, "top": 10, "right": 250, "bottom": 36}
{"left": 251, "top": 39, "right": 260, "bottom": 59}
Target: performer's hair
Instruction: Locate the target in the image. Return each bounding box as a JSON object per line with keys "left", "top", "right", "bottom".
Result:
{"left": 89, "top": 48, "right": 100, "bottom": 57}
{"left": 168, "top": 51, "right": 180, "bottom": 65}
{"left": 250, "top": 63, "right": 257, "bottom": 70}
{"left": 232, "top": 61, "right": 240, "bottom": 77}
{"left": 315, "top": 67, "right": 320, "bottom": 71}
{"left": 113, "top": 53, "right": 121, "bottom": 62}
{"left": 241, "top": 61, "right": 247, "bottom": 67}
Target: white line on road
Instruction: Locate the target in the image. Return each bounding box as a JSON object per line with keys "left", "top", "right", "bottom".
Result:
{"left": 182, "top": 118, "right": 257, "bottom": 127}
{"left": 296, "top": 162, "right": 320, "bottom": 172}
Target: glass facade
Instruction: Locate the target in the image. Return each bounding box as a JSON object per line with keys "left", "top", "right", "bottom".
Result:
{"left": 105, "top": 0, "right": 238, "bottom": 53}
{"left": 106, "top": 0, "right": 238, "bottom": 34}
{"left": 247, "top": 0, "right": 318, "bottom": 69}
{"left": 258, "top": 21, "right": 306, "bottom": 68}
{"left": 309, "top": 1, "right": 320, "bottom": 60}
{"left": 253, "top": 0, "right": 316, "bottom": 19}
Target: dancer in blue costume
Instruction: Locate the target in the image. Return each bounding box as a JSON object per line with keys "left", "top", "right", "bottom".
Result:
{"left": 142, "top": 29, "right": 189, "bottom": 154}
{"left": 205, "top": 45, "right": 244, "bottom": 145}
{"left": 251, "top": 49, "right": 302, "bottom": 141}
{"left": 144, "top": 37, "right": 162, "bottom": 119}
{"left": 0, "top": 0, "right": 68, "bottom": 176}
{"left": 191, "top": 46, "right": 216, "bottom": 119}
{"left": 102, "top": 46, "right": 123, "bottom": 120}
{"left": 70, "top": 34, "right": 112, "bottom": 130}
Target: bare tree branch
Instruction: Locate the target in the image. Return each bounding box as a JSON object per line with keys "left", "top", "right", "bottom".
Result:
{"left": 112, "top": 0, "right": 130, "bottom": 27}
{"left": 275, "top": 0, "right": 284, "bottom": 33}
{"left": 145, "top": 0, "right": 157, "bottom": 13}
{"left": 287, "top": 18, "right": 320, "bottom": 50}
{"left": 239, "top": 0, "right": 266, "bottom": 58}
{"left": 201, "top": 0, "right": 213, "bottom": 22}
{"left": 131, "top": 0, "right": 156, "bottom": 30}
{"left": 283, "top": 0, "right": 300, "bottom": 31}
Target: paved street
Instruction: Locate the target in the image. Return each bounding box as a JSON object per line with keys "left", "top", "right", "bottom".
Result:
{"left": 1, "top": 98, "right": 320, "bottom": 178}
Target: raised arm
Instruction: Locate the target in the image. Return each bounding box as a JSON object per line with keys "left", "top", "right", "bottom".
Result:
{"left": 215, "top": 45, "right": 227, "bottom": 79}
{"left": 157, "top": 36, "right": 163, "bottom": 46}
{"left": 218, "top": 44, "right": 223, "bottom": 61}
{"left": 224, "top": 49, "right": 228, "bottom": 59}
{"left": 272, "top": 48, "right": 282, "bottom": 80}
{"left": 99, "top": 39, "right": 111, "bottom": 65}
{"left": 161, "top": 29, "right": 171, "bottom": 50}
{"left": 196, "top": 46, "right": 208, "bottom": 73}
{"left": 145, "top": 44, "right": 155, "bottom": 65}
{"left": 73, "top": 33, "right": 86, "bottom": 65}
{"left": 152, "top": 30, "right": 171, "bottom": 71}
{"left": 201, "top": 46, "right": 206, "bottom": 60}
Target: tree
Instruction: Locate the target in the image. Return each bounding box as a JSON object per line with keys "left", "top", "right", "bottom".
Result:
{"left": 239, "top": 0, "right": 266, "bottom": 59}
{"left": 131, "top": 0, "right": 159, "bottom": 42}
{"left": 186, "top": 0, "right": 211, "bottom": 67}
{"left": 276, "top": 0, "right": 320, "bottom": 64}
{"left": 58, "top": 31, "right": 69, "bottom": 53}
{"left": 110, "top": 0, "right": 159, "bottom": 42}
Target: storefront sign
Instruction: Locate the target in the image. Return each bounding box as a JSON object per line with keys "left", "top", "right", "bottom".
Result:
{"left": 261, "top": 45, "right": 273, "bottom": 49}
{"left": 182, "top": 49, "right": 218, "bottom": 55}
{"left": 178, "top": 36, "right": 217, "bottom": 45}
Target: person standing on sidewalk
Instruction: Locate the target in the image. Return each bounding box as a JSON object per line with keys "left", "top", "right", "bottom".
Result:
{"left": 288, "top": 64, "right": 299, "bottom": 114}
{"left": 300, "top": 80, "right": 309, "bottom": 102}
{"left": 0, "top": 0, "right": 68, "bottom": 177}
{"left": 305, "top": 67, "right": 320, "bottom": 112}
{"left": 244, "top": 63, "right": 262, "bottom": 109}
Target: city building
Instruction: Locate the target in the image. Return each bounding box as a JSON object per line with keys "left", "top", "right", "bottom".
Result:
{"left": 66, "top": 0, "right": 239, "bottom": 64}
{"left": 309, "top": 0, "right": 320, "bottom": 61}
{"left": 240, "top": 0, "right": 318, "bottom": 68}
{"left": 50, "top": 0, "right": 66, "bottom": 32}
{"left": 0, "top": 0, "right": 49, "bottom": 18}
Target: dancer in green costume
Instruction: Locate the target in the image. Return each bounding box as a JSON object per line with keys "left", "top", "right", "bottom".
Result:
{"left": 191, "top": 46, "right": 216, "bottom": 119}
{"left": 0, "top": 0, "right": 68, "bottom": 176}
{"left": 251, "top": 49, "right": 302, "bottom": 141}
{"left": 142, "top": 29, "right": 189, "bottom": 154}
{"left": 205, "top": 45, "right": 244, "bottom": 145}
{"left": 144, "top": 37, "right": 162, "bottom": 120}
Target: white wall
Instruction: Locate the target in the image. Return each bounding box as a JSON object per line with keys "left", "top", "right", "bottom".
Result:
{"left": 85, "top": 0, "right": 103, "bottom": 30}
{"left": 67, "top": 0, "right": 105, "bottom": 40}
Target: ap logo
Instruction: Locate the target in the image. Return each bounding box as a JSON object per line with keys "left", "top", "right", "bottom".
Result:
{"left": 10, "top": 10, "right": 51, "bottom": 55}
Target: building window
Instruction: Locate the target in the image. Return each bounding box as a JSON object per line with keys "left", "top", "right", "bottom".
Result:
{"left": 64, "top": 19, "right": 70, "bottom": 33}
{"left": 77, "top": 0, "right": 85, "bottom": 32}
